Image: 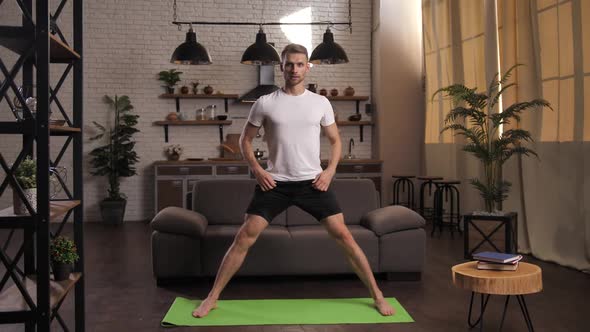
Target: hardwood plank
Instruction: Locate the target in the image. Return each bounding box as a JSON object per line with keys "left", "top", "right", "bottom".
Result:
{"left": 0, "top": 273, "right": 81, "bottom": 311}
{"left": 159, "top": 93, "right": 239, "bottom": 99}
{"left": 49, "top": 125, "right": 81, "bottom": 134}
{"left": 327, "top": 96, "right": 369, "bottom": 101}
{"left": 49, "top": 34, "right": 80, "bottom": 63}
{"left": 153, "top": 120, "right": 232, "bottom": 126}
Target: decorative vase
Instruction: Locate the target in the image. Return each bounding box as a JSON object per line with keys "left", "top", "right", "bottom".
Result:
{"left": 51, "top": 261, "right": 72, "bottom": 281}
{"left": 168, "top": 152, "right": 180, "bottom": 161}
{"left": 180, "top": 86, "right": 189, "bottom": 94}
{"left": 330, "top": 88, "right": 339, "bottom": 96}
{"left": 319, "top": 88, "right": 328, "bottom": 96}
{"left": 344, "top": 86, "right": 355, "bottom": 96}
{"left": 203, "top": 85, "right": 214, "bottom": 95}
{"left": 13, "top": 188, "right": 36, "bottom": 215}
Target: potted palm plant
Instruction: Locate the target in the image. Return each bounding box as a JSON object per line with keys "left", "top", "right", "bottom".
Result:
{"left": 13, "top": 156, "right": 36, "bottom": 215}
{"left": 158, "top": 69, "right": 182, "bottom": 94}
{"left": 432, "top": 65, "right": 552, "bottom": 213}
{"left": 50, "top": 235, "right": 80, "bottom": 281}
{"left": 89, "top": 95, "right": 140, "bottom": 224}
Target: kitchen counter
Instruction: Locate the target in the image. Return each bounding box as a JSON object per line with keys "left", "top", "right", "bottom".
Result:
{"left": 153, "top": 159, "right": 382, "bottom": 165}
{"left": 153, "top": 159, "right": 384, "bottom": 214}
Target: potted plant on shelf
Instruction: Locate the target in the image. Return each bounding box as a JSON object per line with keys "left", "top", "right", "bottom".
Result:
{"left": 13, "top": 156, "right": 36, "bottom": 215}
{"left": 89, "top": 95, "right": 140, "bottom": 224}
{"left": 158, "top": 69, "right": 182, "bottom": 94}
{"left": 432, "top": 64, "right": 552, "bottom": 213}
{"left": 50, "top": 235, "right": 80, "bottom": 281}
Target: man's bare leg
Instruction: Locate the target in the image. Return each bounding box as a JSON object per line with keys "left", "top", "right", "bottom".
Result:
{"left": 193, "top": 214, "right": 269, "bottom": 318}
{"left": 322, "top": 213, "right": 395, "bottom": 316}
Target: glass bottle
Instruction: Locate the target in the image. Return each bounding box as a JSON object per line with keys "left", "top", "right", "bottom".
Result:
{"left": 208, "top": 104, "right": 216, "bottom": 120}
{"left": 196, "top": 108, "right": 206, "bottom": 120}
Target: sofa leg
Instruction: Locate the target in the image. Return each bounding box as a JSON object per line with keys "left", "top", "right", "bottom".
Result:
{"left": 385, "top": 272, "right": 421, "bottom": 281}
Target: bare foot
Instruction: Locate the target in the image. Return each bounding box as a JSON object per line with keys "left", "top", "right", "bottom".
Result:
{"left": 192, "top": 297, "right": 218, "bottom": 318}
{"left": 374, "top": 297, "right": 395, "bottom": 316}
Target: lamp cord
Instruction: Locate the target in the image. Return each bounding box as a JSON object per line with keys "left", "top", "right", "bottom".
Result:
{"left": 173, "top": 0, "right": 180, "bottom": 30}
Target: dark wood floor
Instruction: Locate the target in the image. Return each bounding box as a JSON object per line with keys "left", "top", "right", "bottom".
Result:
{"left": 1, "top": 222, "right": 589, "bottom": 331}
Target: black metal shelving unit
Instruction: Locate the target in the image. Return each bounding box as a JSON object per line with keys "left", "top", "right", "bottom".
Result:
{"left": 0, "top": 0, "right": 84, "bottom": 331}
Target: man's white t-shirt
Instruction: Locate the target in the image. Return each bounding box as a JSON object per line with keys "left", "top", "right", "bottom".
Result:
{"left": 247, "top": 89, "right": 335, "bottom": 181}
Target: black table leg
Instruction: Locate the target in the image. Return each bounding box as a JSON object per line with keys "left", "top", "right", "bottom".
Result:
{"left": 499, "top": 295, "right": 511, "bottom": 331}
{"left": 517, "top": 295, "right": 535, "bottom": 332}
{"left": 467, "top": 292, "right": 490, "bottom": 330}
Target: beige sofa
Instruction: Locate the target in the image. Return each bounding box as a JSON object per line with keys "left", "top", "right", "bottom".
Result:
{"left": 150, "top": 179, "right": 426, "bottom": 285}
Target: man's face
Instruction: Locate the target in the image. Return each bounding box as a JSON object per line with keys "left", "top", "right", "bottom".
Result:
{"left": 281, "top": 52, "right": 310, "bottom": 87}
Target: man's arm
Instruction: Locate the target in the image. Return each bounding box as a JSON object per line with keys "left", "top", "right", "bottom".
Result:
{"left": 312, "top": 123, "right": 341, "bottom": 191}
{"left": 240, "top": 122, "right": 276, "bottom": 191}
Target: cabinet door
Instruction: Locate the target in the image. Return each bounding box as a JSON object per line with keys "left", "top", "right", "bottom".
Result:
{"left": 156, "top": 179, "right": 184, "bottom": 212}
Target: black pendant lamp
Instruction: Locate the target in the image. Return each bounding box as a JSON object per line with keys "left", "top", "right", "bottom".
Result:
{"left": 171, "top": 25, "right": 212, "bottom": 65}
{"left": 241, "top": 28, "right": 281, "bottom": 65}
{"left": 310, "top": 27, "right": 349, "bottom": 65}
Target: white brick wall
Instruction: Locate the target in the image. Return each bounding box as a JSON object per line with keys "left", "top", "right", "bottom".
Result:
{"left": 1, "top": 0, "right": 373, "bottom": 221}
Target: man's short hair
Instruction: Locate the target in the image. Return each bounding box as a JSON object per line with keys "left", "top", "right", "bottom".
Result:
{"left": 281, "top": 44, "right": 309, "bottom": 62}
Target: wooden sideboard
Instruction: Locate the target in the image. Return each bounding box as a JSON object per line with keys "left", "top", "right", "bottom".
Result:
{"left": 154, "top": 159, "right": 383, "bottom": 214}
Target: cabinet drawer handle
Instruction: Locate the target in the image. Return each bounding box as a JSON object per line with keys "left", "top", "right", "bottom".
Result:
{"left": 353, "top": 165, "right": 364, "bottom": 172}
{"left": 227, "top": 166, "right": 238, "bottom": 174}
{"left": 179, "top": 167, "right": 189, "bottom": 174}
{"left": 172, "top": 180, "right": 182, "bottom": 187}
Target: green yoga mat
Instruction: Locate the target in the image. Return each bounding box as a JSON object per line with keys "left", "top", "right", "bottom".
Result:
{"left": 162, "top": 297, "right": 414, "bottom": 327}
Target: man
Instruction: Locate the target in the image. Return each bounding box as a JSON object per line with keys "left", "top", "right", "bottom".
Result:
{"left": 193, "top": 44, "right": 394, "bottom": 318}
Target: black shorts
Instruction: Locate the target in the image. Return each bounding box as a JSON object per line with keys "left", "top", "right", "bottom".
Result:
{"left": 246, "top": 180, "right": 342, "bottom": 223}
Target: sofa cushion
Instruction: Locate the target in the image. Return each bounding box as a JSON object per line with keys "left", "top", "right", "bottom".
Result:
{"left": 193, "top": 179, "right": 286, "bottom": 226}
{"left": 361, "top": 205, "right": 426, "bottom": 236}
{"left": 201, "top": 225, "right": 292, "bottom": 275}
{"left": 331, "top": 179, "right": 380, "bottom": 224}
{"left": 285, "top": 225, "right": 379, "bottom": 273}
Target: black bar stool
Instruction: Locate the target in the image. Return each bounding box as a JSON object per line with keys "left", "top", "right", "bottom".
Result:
{"left": 391, "top": 175, "right": 415, "bottom": 209}
{"left": 417, "top": 175, "right": 443, "bottom": 222}
{"left": 431, "top": 179, "right": 462, "bottom": 237}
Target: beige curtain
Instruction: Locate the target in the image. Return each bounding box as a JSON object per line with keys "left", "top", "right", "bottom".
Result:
{"left": 423, "top": 0, "right": 488, "bottom": 216}
{"left": 423, "top": 0, "right": 590, "bottom": 271}
{"left": 500, "top": 0, "right": 590, "bottom": 272}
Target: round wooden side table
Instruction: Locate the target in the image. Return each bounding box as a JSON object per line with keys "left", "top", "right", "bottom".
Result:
{"left": 452, "top": 261, "right": 542, "bottom": 331}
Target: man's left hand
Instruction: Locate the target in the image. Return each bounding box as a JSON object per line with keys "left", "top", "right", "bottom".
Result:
{"left": 312, "top": 169, "right": 335, "bottom": 191}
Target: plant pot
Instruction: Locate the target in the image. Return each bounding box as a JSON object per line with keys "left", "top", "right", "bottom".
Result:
{"left": 180, "top": 86, "right": 189, "bottom": 94}
{"left": 51, "top": 261, "right": 73, "bottom": 281}
{"left": 13, "top": 188, "right": 36, "bottom": 215}
{"left": 165, "top": 86, "right": 175, "bottom": 94}
{"left": 99, "top": 199, "right": 127, "bottom": 225}
{"left": 203, "top": 85, "right": 214, "bottom": 95}
{"left": 168, "top": 152, "right": 180, "bottom": 161}
{"left": 330, "top": 88, "right": 339, "bottom": 96}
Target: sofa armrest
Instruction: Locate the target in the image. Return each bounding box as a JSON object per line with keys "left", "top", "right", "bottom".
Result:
{"left": 150, "top": 206, "right": 208, "bottom": 237}
{"left": 361, "top": 205, "right": 425, "bottom": 236}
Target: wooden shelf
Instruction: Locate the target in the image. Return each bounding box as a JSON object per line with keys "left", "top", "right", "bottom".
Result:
{"left": 50, "top": 125, "right": 81, "bottom": 135}
{"left": 337, "top": 121, "right": 373, "bottom": 126}
{"left": 327, "top": 95, "right": 369, "bottom": 101}
{"left": 154, "top": 120, "right": 232, "bottom": 126}
{"left": 0, "top": 200, "right": 80, "bottom": 221}
{"left": 49, "top": 34, "right": 80, "bottom": 63}
{"left": 159, "top": 93, "right": 239, "bottom": 99}
{"left": 0, "top": 273, "right": 81, "bottom": 311}
{"left": 0, "top": 28, "right": 80, "bottom": 63}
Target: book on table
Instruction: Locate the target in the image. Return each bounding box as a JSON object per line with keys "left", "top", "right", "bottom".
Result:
{"left": 477, "top": 260, "right": 519, "bottom": 271}
{"left": 473, "top": 251, "right": 523, "bottom": 264}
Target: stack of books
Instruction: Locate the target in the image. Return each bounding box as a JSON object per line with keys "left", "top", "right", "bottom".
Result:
{"left": 473, "top": 251, "right": 523, "bottom": 271}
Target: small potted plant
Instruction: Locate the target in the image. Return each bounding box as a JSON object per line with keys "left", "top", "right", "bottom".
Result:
{"left": 13, "top": 156, "right": 36, "bottom": 215}
{"left": 89, "top": 95, "right": 140, "bottom": 224}
{"left": 165, "top": 144, "right": 183, "bottom": 161}
{"left": 50, "top": 236, "right": 80, "bottom": 281}
{"left": 158, "top": 69, "right": 182, "bottom": 94}
{"left": 191, "top": 81, "right": 200, "bottom": 94}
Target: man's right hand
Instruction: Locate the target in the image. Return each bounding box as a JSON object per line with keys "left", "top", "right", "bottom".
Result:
{"left": 253, "top": 168, "right": 276, "bottom": 191}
